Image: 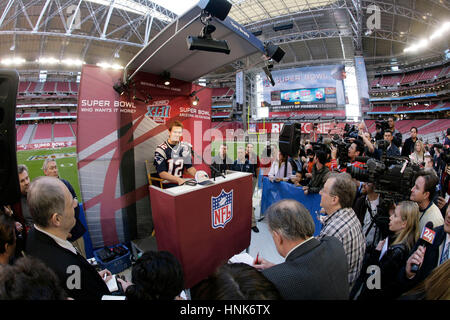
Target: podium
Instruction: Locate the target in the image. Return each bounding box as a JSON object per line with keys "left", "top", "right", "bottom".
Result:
{"left": 149, "top": 171, "right": 253, "bottom": 288}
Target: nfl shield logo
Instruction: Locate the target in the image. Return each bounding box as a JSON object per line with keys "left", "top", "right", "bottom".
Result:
{"left": 211, "top": 189, "right": 233, "bottom": 229}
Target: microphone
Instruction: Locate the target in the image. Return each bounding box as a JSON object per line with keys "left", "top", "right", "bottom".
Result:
{"left": 410, "top": 221, "right": 435, "bottom": 273}
{"left": 187, "top": 142, "right": 225, "bottom": 180}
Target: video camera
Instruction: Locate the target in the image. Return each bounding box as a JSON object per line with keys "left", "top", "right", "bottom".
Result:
{"left": 347, "top": 155, "right": 421, "bottom": 238}
{"left": 375, "top": 120, "right": 389, "bottom": 131}
{"left": 343, "top": 123, "right": 359, "bottom": 139}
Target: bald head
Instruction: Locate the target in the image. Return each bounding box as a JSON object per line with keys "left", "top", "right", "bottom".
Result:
{"left": 27, "top": 176, "right": 70, "bottom": 228}
{"left": 265, "top": 199, "right": 315, "bottom": 241}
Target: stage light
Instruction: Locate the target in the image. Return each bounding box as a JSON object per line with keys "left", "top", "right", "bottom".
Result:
{"left": 187, "top": 24, "right": 230, "bottom": 54}
{"left": 192, "top": 96, "right": 199, "bottom": 106}
{"left": 200, "top": 0, "right": 232, "bottom": 21}
{"left": 264, "top": 42, "right": 285, "bottom": 63}
{"left": 38, "top": 57, "right": 60, "bottom": 65}
{"left": 113, "top": 80, "right": 128, "bottom": 95}
{"left": 1, "top": 57, "right": 25, "bottom": 65}
{"left": 161, "top": 71, "right": 171, "bottom": 86}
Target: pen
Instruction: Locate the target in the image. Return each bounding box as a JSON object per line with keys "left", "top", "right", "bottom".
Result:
{"left": 103, "top": 273, "right": 107, "bottom": 281}
{"left": 254, "top": 252, "right": 260, "bottom": 265}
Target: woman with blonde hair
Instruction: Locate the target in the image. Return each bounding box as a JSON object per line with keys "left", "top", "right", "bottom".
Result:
{"left": 400, "top": 260, "right": 450, "bottom": 300}
{"left": 409, "top": 140, "right": 425, "bottom": 166}
{"left": 352, "top": 201, "right": 420, "bottom": 300}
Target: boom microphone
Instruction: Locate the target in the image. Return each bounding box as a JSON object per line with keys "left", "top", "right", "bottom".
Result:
{"left": 410, "top": 221, "right": 435, "bottom": 273}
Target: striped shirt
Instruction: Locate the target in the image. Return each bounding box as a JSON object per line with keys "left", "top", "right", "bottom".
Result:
{"left": 318, "top": 207, "right": 366, "bottom": 287}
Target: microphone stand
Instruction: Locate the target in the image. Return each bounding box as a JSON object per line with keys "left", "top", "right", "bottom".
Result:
{"left": 190, "top": 147, "right": 225, "bottom": 181}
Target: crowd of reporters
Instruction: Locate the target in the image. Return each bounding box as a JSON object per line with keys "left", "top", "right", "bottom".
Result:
{"left": 0, "top": 119, "right": 449, "bottom": 300}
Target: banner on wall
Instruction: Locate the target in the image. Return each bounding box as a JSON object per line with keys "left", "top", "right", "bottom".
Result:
{"left": 254, "top": 121, "right": 348, "bottom": 134}
{"left": 354, "top": 56, "right": 370, "bottom": 114}
{"left": 77, "top": 65, "right": 211, "bottom": 248}
{"left": 260, "top": 65, "right": 346, "bottom": 115}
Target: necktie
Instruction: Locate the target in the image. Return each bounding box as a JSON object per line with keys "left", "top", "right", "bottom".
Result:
{"left": 440, "top": 242, "right": 449, "bottom": 265}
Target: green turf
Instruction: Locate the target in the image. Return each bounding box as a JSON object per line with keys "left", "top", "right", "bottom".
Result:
{"left": 16, "top": 147, "right": 82, "bottom": 201}
{"left": 210, "top": 140, "right": 276, "bottom": 159}
{"left": 15, "top": 141, "right": 275, "bottom": 202}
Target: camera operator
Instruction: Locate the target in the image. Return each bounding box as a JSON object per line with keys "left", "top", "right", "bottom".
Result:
{"left": 353, "top": 182, "right": 382, "bottom": 250}
{"left": 374, "top": 123, "right": 385, "bottom": 142}
{"left": 303, "top": 151, "right": 330, "bottom": 195}
{"left": 388, "top": 117, "right": 402, "bottom": 149}
{"left": 410, "top": 169, "right": 444, "bottom": 231}
{"left": 344, "top": 139, "right": 366, "bottom": 171}
{"left": 368, "top": 130, "right": 401, "bottom": 159}
{"left": 436, "top": 163, "right": 450, "bottom": 218}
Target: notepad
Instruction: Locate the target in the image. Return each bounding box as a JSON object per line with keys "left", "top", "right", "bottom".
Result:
{"left": 228, "top": 253, "right": 255, "bottom": 266}
{"left": 106, "top": 275, "right": 118, "bottom": 293}
{"left": 101, "top": 295, "right": 126, "bottom": 300}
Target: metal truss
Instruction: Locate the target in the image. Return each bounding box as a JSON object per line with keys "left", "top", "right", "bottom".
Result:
{"left": 0, "top": 0, "right": 177, "bottom": 53}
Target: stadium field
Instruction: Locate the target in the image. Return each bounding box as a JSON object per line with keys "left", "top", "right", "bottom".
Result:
{"left": 210, "top": 140, "right": 276, "bottom": 158}
{"left": 16, "top": 147, "right": 82, "bottom": 201}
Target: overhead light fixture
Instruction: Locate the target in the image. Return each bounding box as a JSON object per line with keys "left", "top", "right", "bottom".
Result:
{"left": 273, "top": 22, "right": 293, "bottom": 32}
{"left": 430, "top": 21, "right": 450, "bottom": 40}
{"left": 62, "top": 58, "right": 84, "bottom": 66}
{"left": 186, "top": 6, "right": 231, "bottom": 55}
{"left": 161, "top": 71, "right": 171, "bottom": 86}
{"left": 252, "top": 30, "right": 262, "bottom": 37}
{"left": 187, "top": 23, "right": 230, "bottom": 54}
{"left": 97, "top": 61, "right": 123, "bottom": 69}
{"left": 264, "top": 42, "right": 285, "bottom": 63}
{"left": 192, "top": 96, "right": 199, "bottom": 106}
{"left": 200, "top": 0, "right": 232, "bottom": 21}
{"left": 38, "top": 57, "right": 60, "bottom": 65}
{"left": 1, "top": 57, "right": 25, "bottom": 65}
{"left": 113, "top": 80, "right": 129, "bottom": 95}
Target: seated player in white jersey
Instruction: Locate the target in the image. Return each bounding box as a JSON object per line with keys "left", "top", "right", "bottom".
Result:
{"left": 154, "top": 120, "right": 197, "bottom": 188}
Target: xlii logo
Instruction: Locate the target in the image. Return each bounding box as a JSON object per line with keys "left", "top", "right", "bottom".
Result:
{"left": 211, "top": 189, "right": 233, "bottom": 229}
{"left": 145, "top": 105, "right": 171, "bottom": 123}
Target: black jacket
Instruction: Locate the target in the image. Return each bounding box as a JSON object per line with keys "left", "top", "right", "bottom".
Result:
{"left": 26, "top": 227, "right": 109, "bottom": 300}
{"left": 401, "top": 137, "right": 418, "bottom": 157}
{"left": 307, "top": 165, "right": 330, "bottom": 193}
{"left": 262, "top": 237, "right": 349, "bottom": 300}
{"left": 396, "top": 225, "right": 447, "bottom": 295}
{"left": 353, "top": 241, "right": 409, "bottom": 300}
{"left": 392, "top": 130, "right": 403, "bottom": 149}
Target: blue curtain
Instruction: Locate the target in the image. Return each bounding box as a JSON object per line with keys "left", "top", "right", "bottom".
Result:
{"left": 260, "top": 177, "right": 323, "bottom": 236}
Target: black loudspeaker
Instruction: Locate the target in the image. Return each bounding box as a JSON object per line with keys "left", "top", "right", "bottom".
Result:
{"left": 0, "top": 70, "right": 20, "bottom": 205}
{"left": 279, "top": 123, "right": 302, "bottom": 157}
{"left": 202, "top": 0, "right": 232, "bottom": 21}
{"left": 265, "top": 43, "right": 286, "bottom": 63}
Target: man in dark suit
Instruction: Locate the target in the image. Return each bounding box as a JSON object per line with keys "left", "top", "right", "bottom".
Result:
{"left": 398, "top": 205, "right": 449, "bottom": 294}
{"left": 42, "top": 158, "right": 86, "bottom": 256}
{"left": 401, "top": 127, "right": 419, "bottom": 157}
{"left": 25, "top": 176, "right": 110, "bottom": 300}
{"left": 254, "top": 199, "right": 349, "bottom": 300}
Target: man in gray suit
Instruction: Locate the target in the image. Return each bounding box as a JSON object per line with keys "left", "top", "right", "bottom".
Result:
{"left": 254, "top": 199, "right": 349, "bottom": 300}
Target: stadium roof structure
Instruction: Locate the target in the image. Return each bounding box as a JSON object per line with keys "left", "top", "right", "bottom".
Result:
{"left": 0, "top": 0, "right": 449, "bottom": 82}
